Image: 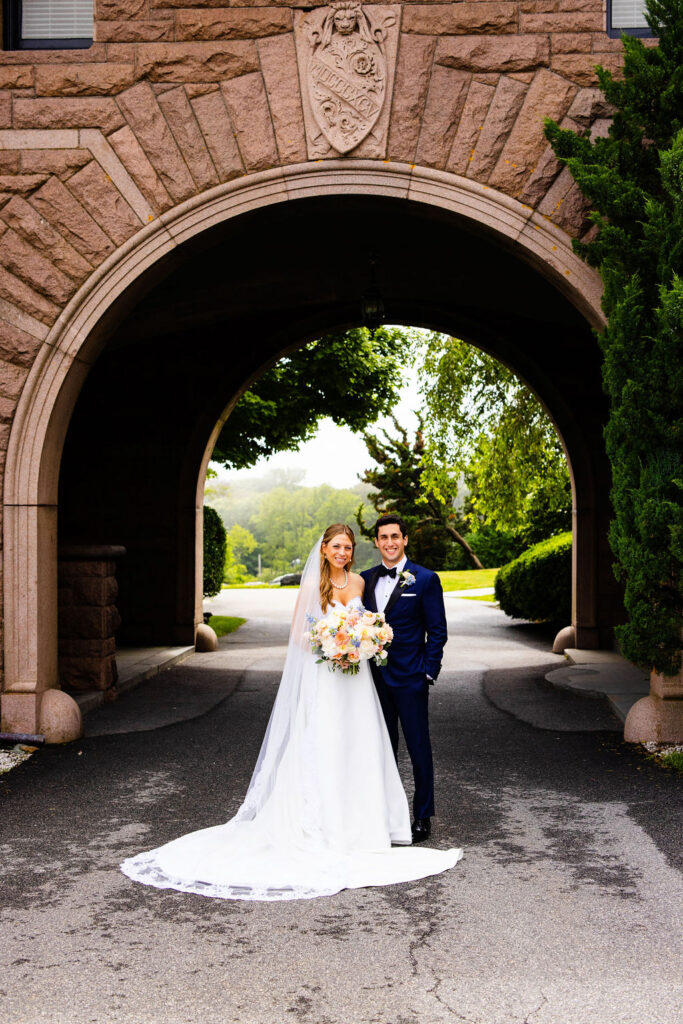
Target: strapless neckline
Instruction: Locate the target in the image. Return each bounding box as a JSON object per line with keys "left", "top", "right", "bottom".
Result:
{"left": 332, "top": 595, "right": 364, "bottom": 610}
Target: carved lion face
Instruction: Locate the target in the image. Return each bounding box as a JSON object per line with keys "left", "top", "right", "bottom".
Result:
{"left": 333, "top": 6, "right": 359, "bottom": 35}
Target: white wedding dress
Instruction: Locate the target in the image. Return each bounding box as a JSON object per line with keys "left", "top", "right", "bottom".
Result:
{"left": 121, "top": 580, "right": 463, "bottom": 900}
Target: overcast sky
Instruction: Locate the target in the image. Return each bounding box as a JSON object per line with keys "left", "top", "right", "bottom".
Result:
{"left": 210, "top": 358, "right": 421, "bottom": 490}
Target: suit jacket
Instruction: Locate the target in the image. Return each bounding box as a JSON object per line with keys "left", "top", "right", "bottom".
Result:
{"left": 360, "top": 559, "right": 448, "bottom": 688}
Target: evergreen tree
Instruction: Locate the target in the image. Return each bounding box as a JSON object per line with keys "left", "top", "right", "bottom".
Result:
{"left": 203, "top": 506, "right": 227, "bottom": 598}
{"left": 545, "top": 0, "right": 683, "bottom": 674}
{"left": 356, "top": 418, "right": 484, "bottom": 569}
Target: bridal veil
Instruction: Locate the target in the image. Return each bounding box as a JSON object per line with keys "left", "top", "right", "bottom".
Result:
{"left": 121, "top": 535, "right": 462, "bottom": 900}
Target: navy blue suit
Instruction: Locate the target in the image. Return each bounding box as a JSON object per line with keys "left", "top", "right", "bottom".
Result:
{"left": 360, "top": 559, "right": 448, "bottom": 820}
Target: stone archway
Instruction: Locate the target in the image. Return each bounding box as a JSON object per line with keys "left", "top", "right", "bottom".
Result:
{"left": 1, "top": 163, "right": 609, "bottom": 742}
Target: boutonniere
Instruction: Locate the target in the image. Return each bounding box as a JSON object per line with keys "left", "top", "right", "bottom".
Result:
{"left": 399, "top": 570, "right": 416, "bottom": 588}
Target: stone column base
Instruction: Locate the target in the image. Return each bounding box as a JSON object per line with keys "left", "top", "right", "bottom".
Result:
{"left": 1, "top": 690, "right": 82, "bottom": 744}
{"left": 552, "top": 624, "right": 576, "bottom": 653}
{"left": 624, "top": 695, "right": 683, "bottom": 744}
{"left": 195, "top": 623, "right": 218, "bottom": 652}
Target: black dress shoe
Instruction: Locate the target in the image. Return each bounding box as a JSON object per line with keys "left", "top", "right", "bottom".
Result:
{"left": 411, "top": 818, "right": 431, "bottom": 843}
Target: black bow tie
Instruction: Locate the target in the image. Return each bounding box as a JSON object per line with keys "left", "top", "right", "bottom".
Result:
{"left": 378, "top": 566, "right": 398, "bottom": 579}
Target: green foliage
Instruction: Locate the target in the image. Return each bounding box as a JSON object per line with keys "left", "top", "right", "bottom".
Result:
{"left": 417, "top": 334, "right": 572, "bottom": 543}
{"left": 440, "top": 524, "right": 524, "bottom": 571}
{"left": 545, "top": 0, "right": 683, "bottom": 674}
{"left": 356, "top": 417, "right": 484, "bottom": 569}
{"left": 203, "top": 505, "right": 227, "bottom": 598}
{"left": 224, "top": 523, "right": 258, "bottom": 583}
{"left": 213, "top": 327, "right": 414, "bottom": 469}
{"left": 544, "top": 0, "right": 683, "bottom": 289}
{"left": 205, "top": 471, "right": 382, "bottom": 576}
{"left": 247, "top": 481, "right": 377, "bottom": 574}
{"left": 660, "top": 749, "right": 683, "bottom": 772}
{"left": 462, "top": 524, "right": 527, "bottom": 570}
{"left": 205, "top": 469, "right": 303, "bottom": 533}
{"left": 494, "top": 533, "right": 572, "bottom": 626}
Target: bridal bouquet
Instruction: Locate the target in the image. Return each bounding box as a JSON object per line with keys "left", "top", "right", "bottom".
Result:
{"left": 309, "top": 605, "right": 393, "bottom": 675}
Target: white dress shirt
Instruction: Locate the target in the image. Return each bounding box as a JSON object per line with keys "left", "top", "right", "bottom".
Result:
{"left": 375, "top": 555, "right": 407, "bottom": 613}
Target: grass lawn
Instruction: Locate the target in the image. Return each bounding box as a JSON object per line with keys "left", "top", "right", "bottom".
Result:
{"left": 437, "top": 568, "right": 498, "bottom": 591}
{"left": 208, "top": 615, "right": 246, "bottom": 637}
{"left": 459, "top": 592, "right": 499, "bottom": 602}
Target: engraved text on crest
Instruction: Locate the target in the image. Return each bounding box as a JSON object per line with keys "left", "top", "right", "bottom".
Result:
{"left": 295, "top": 3, "right": 399, "bottom": 158}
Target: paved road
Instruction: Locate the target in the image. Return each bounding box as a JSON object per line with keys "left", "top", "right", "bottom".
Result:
{"left": 1, "top": 593, "right": 681, "bottom": 1024}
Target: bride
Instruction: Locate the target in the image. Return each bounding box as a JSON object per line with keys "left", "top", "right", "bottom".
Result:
{"left": 121, "top": 523, "right": 463, "bottom": 900}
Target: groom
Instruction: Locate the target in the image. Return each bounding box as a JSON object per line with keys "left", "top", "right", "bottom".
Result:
{"left": 361, "top": 515, "right": 448, "bottom": 843}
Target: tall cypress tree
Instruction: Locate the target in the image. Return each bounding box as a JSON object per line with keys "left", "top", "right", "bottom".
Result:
{"left": 545, "top": 0, "right": 682, "bottom": 675}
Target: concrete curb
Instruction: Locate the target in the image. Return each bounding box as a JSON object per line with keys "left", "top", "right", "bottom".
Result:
{"left": 545, "top": 649, "right": 649, "bottom": 723}
{"left": 73, "top": 645, "right": 195, "bottom": 715}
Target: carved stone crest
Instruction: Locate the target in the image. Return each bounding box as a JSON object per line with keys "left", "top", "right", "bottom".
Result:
{"left": 295, "top": 3, "right": 400, "bottom": 159}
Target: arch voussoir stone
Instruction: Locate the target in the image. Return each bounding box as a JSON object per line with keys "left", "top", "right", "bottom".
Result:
{"left": 0, "top": 0, "right": 627, "bottom": 740}
{"left": 0, "top": 161, "right": 605, "bottom": 738}
{"left": 0, "top": 5, "right": 623, "bottom": 279}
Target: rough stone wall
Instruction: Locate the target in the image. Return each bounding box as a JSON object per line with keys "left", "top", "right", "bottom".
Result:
{"left": 0, "top": 2, "right": 624, "bottom": 325}
{"left": 0, "top": 0, "right": 632, "bottom": 680}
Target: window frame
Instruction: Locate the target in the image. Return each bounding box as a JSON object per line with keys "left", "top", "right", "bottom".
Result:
{"left": 606, "top": 0, "right": 657, "bottom": 38}
{"left": 3, "top": 0, "right": 92, "bottom": 50}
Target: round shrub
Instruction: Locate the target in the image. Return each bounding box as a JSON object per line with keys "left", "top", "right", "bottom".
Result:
{"left": 203, "top": 505, "right": 227, "bottom": 599}
{"left": 494, "top": 532, "right": 572, "bottom": 626}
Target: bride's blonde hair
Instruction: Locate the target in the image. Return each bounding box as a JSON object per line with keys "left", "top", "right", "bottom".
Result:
{"left": 320, "top": 523, "right": 356, "bottom": 612}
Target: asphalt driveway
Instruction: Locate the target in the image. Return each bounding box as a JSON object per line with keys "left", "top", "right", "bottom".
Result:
{"left": 1, "top": 593, "right": 681, "bottom": 1024}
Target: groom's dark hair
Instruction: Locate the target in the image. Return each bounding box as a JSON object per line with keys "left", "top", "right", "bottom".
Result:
{"left": 374, "top": 514, "right": 408, "bottom": 538}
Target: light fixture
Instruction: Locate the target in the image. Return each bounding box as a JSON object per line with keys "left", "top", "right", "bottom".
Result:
{"left": 361, "top": 252, "right": 385, "bottom": 332}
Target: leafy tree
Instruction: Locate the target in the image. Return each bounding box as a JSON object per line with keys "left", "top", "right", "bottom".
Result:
{"left": 249, "top": 483, "right": 378, "bottom": 574}
{"left": 203, "top": 505, "right": 227, "bottom": 598}
{"left": 545, "top": 0, "right": 683, "bottom": 674}
{"left": 356, "top": 417, "right": 484, "bottom": 569}
{"left": 213, "top": 327, "right": 415, "bottom": 469}
{"left": 224, "top": 523, "right": 259, "bottom": 583}
{"left": 205, "top": 469, "right": 306, "bottom": 534}
{"left": 416, "top": 334, "right": 572, "bottom": 545}
{"left": 205, "top": 473, "right": 381, "bottom": 575}
{"left": 458, "top": 523, "right": 527, "bottom": 571}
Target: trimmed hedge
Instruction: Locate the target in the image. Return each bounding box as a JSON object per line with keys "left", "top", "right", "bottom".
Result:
{"left": 494, "top": 532, "right": 572, "bottom": 626}
{"left": 203, "top": 505, "right": 227, "bottom": 599}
